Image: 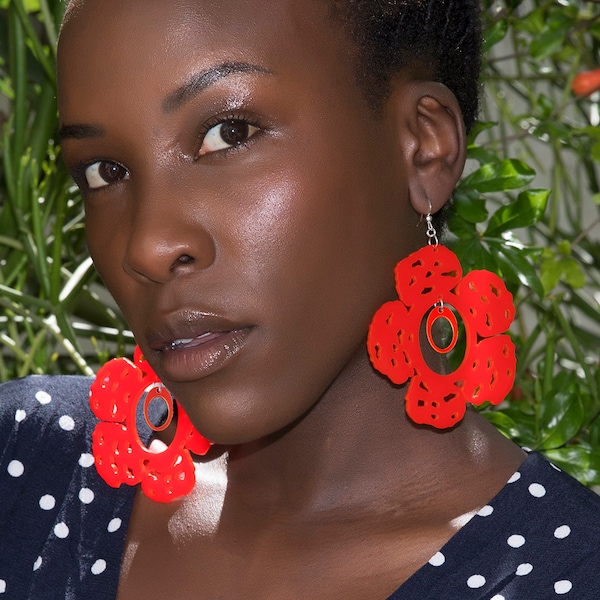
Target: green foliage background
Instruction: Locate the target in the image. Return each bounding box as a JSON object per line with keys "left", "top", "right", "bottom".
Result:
{"left": 0, "top": 0, "right": 599, "bottom": 483}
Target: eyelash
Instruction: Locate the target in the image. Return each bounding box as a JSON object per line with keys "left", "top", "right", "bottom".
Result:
{"left": 69, "top": 160, "right": 115, "bottom": 191}
{"left": 196, "top": 110, "right": 263, "bottom": 156}
{"left": 69, "top": 111, "right": 264, "bottom": 192}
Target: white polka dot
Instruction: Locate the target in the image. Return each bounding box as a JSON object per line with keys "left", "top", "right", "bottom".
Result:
{"left": 0, "top": 580, "right": 5, "bottom": 593}
{"left": 555, "top": 580, "right": 573, "bottom": 594}
{"left": 107, "top": 518, "right": 122, "bottom": 533}
{"left": 79, "top": 488, "right": 95, "bottom": 504}
{"left": 529, "top": 483, "right": 546, "bottom": 498}
{"left": 33, "top": 556, "right": 42, "bottom": 571}
{"left": 429, "top": 552, "right": 445, "bottom": 567}
{"left": 7, "top": 460, "right": 24, "bottom": 478}
{"left": 507, "top": 534, "right": 526, "bottom": 548}
{"left": 59, "top": 415, "right": 75, "bottom": 431}
{"left": 91, "top": 559, "right": 107, "bottom": 575}
{"left": 554, "top": 525, "right": 571, "bottom": 539}
{"left": 79, "top": 453, "right": 94, "bottom": 468}
{"left": 516, "top": 563, "right": 533, "bottom": 576}
{"left": 507, "top": 472, "right": 521, "bottom": 484}
{"left": 54, "top": 522, "right": 69, "bottom": 539}
{"left": 467, "top": 575, "right": 486, "bottom": 589}
{"left": 15, "top": 409, "right": 26, "bottom": 422}
{"left": 550, "top": 462, "right": 562, "bottom": 471}
{"left": 478, "top": 505, "right": 494, "bottom": 517}
{"left": 490, "top": 596, "right": 505, "bottom": 600}
{"left": 39, "top": 495, "right": 56, "bottom": 511}
{"left": 35, "top": 390, "right": 52, "bottom": 405}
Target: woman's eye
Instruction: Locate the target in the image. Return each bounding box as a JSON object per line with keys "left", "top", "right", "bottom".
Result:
{"left": 84, "top": 161, "right": 129, "bottom": 189}
{"left": 199, "top": 119, "right": 259, "bottom": 156}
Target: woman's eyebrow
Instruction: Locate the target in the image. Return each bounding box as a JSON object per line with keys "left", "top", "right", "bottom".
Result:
{"left": 162, "top": 61, "right": 272, "bottom": 114}
{"left": 58, "top": 124, "right": 105, "bottom": 141}
{"left": 57, "top": 62, "right": 272, "bottom": 140}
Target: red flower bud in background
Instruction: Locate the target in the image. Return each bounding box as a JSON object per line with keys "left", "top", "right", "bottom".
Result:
{"left": 571, "top": 68, "right": 600, "bottom": 97}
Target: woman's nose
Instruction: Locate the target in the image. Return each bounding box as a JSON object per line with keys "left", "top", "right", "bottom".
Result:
{"left": 122, "top": 190, "right": 216, "bottom": 284}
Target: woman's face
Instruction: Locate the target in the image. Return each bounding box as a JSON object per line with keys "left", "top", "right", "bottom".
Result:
{"left": 58, "top": 0, "right": 421, "bottom": 443}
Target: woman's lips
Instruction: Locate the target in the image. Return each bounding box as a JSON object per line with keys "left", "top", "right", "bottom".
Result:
{"left": 151, "top": 327, "right": 252, "bottom": 383}
{"left": 166, "top": 331, "right": 222, "bottom": 351}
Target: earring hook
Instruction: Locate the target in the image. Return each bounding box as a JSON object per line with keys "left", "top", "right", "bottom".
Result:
{"left": 424, "top": 198, "right": 439, "bottom": 247}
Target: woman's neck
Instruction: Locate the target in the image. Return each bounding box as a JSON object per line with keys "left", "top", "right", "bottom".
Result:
{"left": 221, "top": 346, "right": 524, "bottom": 525}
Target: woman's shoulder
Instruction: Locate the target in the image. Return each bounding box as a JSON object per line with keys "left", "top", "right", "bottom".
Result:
{"left": 390, "top": 451, "right": 600, "bottom": 599}
{"left": 0, "top": 375, "right": 134, "bottom": 599}
{"left": 0, "top": 374, "right": 97, "bottom": 504}
{"left": 504, "top": 450, "right": 600, "bottom": 527}
{"left": 0, "top": 373, "right": 93, "bottom": 413}
{"left": 1, "top": 373, "right": 95, "bottom": 445}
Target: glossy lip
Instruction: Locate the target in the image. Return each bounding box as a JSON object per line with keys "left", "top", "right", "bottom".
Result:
{"left": 145, "top": 310, "right": 253, "bottom": 383}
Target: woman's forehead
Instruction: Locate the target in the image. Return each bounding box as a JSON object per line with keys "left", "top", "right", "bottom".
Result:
{"left": 57, "top": 0, "right": 358, "bottom": 119}
{"left": 58, "top": 0, "right": 346, "bottom": 82}
{"left": 61, "top": 0, "right": 333, "bottom": 40}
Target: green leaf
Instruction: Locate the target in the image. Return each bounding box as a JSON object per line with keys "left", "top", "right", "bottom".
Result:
{"left": 460, "top": 159, "right": 536, "bottom": 194}
{"left": 557, "top": 240, "right": 571, "bottom": 256}
{"left": 519, "top": 6, "right": 545, "bottom": 35}
{"left": 492, "top": 243, "right": 545, "bottom": 298}
{"left": 530, "top": 14, "right": 573, "bottom": 59}
{"left": 452, "top": 238, "right": 499, "bottom": 272}
{"left": 483, "top": 19, "right": 508, "bottom": 52}
{"left": 540, "top": 254, "right": 586, "bottom": 294}
{"left": 0, "top": 77, "right": 13, "bottom": 100}
{"left": 467, "top": 120, "right": 497, "bottom": 143}
{"left": 447, "top": 213, "right": 477, "bottom": 240}
{"left": 559, "top": 258, "right": 586, "bottom": 289}
{"left": 541, "top": 402, "right": 585, "bottom": 452}
{"left": 591, "top": 141, "right": 600, "bottom": 164}
{"left": 581, "top": 126, "right": 600, "bottom": 140}
{"left": 453, "top": 193, "right": 489, "bottom": 224}
{"left": 485, "top": 189, "right": 549, "bottom": 236}
{"left": 541, "top": 256, "right": 562, "bottom": 294}
{"left": 533, "top": 93, "right": 554, "bottom": 120}
{"left": 0, "top": 0, "right": 41, "bottom": 11}
{"left": 539, "top": 375, "right": 585, "bottom": 449}
{"left": 588, "top": 417, "right": 600, "bottom": 450}
{"left": 482, "top": 411, "right": 520, "bottom": 438}
{"left": 467, "top": 145, "right": 502, "bottom": 166}
{"left": 544, "top": 447, "right": 600, "bottom": 485}
{"left": 497, "top": 405, "right": 538, "bottom": 447}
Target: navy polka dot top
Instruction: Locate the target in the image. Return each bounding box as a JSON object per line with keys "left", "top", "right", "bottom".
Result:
{"left": 1, "top": 376, "right": 600, "bottom": 599}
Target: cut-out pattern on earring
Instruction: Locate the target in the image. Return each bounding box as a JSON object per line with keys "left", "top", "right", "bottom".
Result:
{"left": 89, "top": 346, "right": 211, "bottom": 502}
{"left": 367, "top": 244, "right": 516, "bottom": 428}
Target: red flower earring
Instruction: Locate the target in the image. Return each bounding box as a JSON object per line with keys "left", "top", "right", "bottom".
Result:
{"left": 367, "top": 207, "right": 516, "bottom": 428}
{"left": 89, "top": 346, "right": 211, "bottom": 502}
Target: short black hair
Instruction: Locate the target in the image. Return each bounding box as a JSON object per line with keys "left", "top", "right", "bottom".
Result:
{"left": 328, "top": 0, "right": 482, "bottom": 134}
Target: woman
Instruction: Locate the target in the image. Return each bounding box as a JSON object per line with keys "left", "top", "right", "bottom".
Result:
{"left": 1, "top": 0, "right": 599, "bottom": 598}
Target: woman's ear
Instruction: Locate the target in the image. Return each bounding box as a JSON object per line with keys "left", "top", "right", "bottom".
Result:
{"left": 390, "top": 79, "right": 467, "bottom": 216}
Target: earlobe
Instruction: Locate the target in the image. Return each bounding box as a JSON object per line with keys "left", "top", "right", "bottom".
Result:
{"left": 394, "top": 80, "right": 467, "bottom": 215}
